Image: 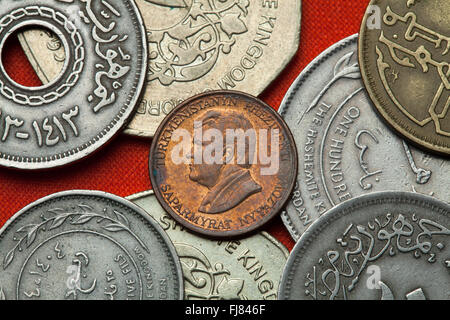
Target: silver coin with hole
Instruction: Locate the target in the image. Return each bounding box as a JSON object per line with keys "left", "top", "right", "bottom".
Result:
{"left": 0, "top": 1, "right": 147, "bottom": 169}
{"left": 278, "top": 34, "right": 450, "bottom": 241}
{"left": 0, "top": 190, "right": 183, "bottom": 300}
{"left": 128, "top": 190, "right": 289, "bottom": 300}
{"left": 279, "top": 192, "right": 450, "bottom": 300}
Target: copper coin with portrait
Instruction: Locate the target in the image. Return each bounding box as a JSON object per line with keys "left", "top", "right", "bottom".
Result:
{"left": 149, "top": 91, "right": 298, "bottom": 237}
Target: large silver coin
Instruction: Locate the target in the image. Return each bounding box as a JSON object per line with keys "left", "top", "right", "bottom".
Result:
{"left": 279, "top": 34, "right": 450, "bottom": 241}
{"left": 0, "top": 1, "right": 147, "bottom": 169}
{"left": 128, "top": 190, "right": 288, "bottom": 300}
{"left": 0, "top": 190, "right": 183, "bottom": 300}
{"left": 279, "top": 192, "right": 450, "bottom": 300}
{"left": 19, "top": 0, "right": 302, "bottom": 137}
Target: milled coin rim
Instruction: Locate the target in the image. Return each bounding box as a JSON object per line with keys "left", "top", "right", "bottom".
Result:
{"left": 0, "top": 189, "right": 184, "bottom": 300}
{"left": 278, "top": 34, "right": 359, "bottom": 241}
{"left": 278, "top": 191, "right": 450, "bottom": 300}
{"left": 358, "top": 1, "right": 450, "bottom": 156}
{"left": 0, "top": 0, "right": 148, "bottom": 170}
{"left": 149, "top": 90, "right": 298, "bottom": 238}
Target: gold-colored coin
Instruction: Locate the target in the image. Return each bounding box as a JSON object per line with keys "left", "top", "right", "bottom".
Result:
{"left": 359, "top": 0, "right": 450, "bottom": 155}
{"left": 149, "top": 91, "right": 298, "bottom": 238}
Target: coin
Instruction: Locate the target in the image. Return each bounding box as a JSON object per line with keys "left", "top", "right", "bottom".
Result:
{"left": 279, "top": 191, "right": 450, "bottom": 300}
{"left": 0, "top": 1, "right": 147, "bottom": 169}
{"left": 18, "top": 0, "right": 302, "bottom": 138}
{"left": 149, "top": 90, "right": 298, "bottom": 237}
{"left": 359, "top": 0, "right": 450, "bottom": 155}
{"left": 0, "top": 190, "right": 183, "bottom": 300}
{"left": 128, "top": 190, "right": 289, "bottom": 300}
{"left": 18, "top": 29, "right": 66, "bottom": 85}
{"left": 279, "top": 34, "right": 450, "bottom": 241}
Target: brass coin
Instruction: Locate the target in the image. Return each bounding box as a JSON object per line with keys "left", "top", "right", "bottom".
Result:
{"left": 359, "top": 0, "right": 450, "bottom": 155}
{"left": 149, "top": 91, "right": 298, "bottom": 238}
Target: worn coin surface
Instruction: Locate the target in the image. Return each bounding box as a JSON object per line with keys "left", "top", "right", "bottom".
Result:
{"left": 128, "top": 190, "right": 288, "bottom": 300}
{"left": 0, "top": 190, "right": 183, "bottom": 300}
{"left": 0, "top": 0, "right": 147, "bottom": 169}
{"left": 279, "top": 192, "right": 450, "bottom": 300}
{"left": 279, "top": 34, "right": 450, "bottom": 241}
{"left": 149, "top": 91, "right": 298, "bottom": 237}
{"left": 19, "top": 0, "right": 302, "bottom": 137}
{"left": 359, "top": 0, "right": 450, "bottom": 155}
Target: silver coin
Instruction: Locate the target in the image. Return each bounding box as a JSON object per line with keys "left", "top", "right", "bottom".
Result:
{"left": 279, "top": 34, "right": 450, "bottom": 241}
{"left": 0, "top": 1, "right": 147, "bottom": 169}
{"left": 279, "top": 191, "right": 450, "bottom": 300}
{"left": 0, "top": 190, "right": 183, "bottom": 300}
{"left": 128, "top": 190, "right": 289, "bottom": 300}
{"left": 18, "top": 0, "right": 302, "bottom": 138}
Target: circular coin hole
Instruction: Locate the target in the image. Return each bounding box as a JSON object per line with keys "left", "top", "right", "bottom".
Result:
{"left": 1, "top": 26, "right": 67, "bottom": 89}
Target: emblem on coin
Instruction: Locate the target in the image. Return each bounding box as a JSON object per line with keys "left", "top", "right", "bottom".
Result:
{"left": 0, "top": 191, "right": 183, "bottom": 300}
{"left": 0, "top": 0, "right": 147, "bottom": 169}
{"left": 279, "top": 35, "right": 450, "bottom": 241}
{"left": 128, "top": 190, "right": 289, "bottom": 300}
{"left": 18, "top": 0, "right": 302, "bottom": 137}
{"left": 146, "top": 0, "right": 249, "bottom": 85}
{"left": 149, "top": 91, "right": 297, "bottom": 237}
{"left": 279, "top": 192, "right": 450, "bottom": 300}
{"left": 359, "top": 0, "right": 450, "bottom": 155}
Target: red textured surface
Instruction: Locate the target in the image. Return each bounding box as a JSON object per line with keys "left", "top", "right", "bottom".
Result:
{"left": 0, "top": 0, "right": 370, "bottom": 251}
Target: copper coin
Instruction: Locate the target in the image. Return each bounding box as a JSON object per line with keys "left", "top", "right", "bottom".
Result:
{"left": 149, "top": 91, "right": 298, "bottom": 238}
{"left": 359, "top": 0, "right": 450, "bottom": 155}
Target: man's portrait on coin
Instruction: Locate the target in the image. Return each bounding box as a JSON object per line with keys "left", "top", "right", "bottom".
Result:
{"left": 189, "top": 111, "right": 262, "bottom": 214}
{"left": 149, "top": 91, "right": 297, "bottom": 237}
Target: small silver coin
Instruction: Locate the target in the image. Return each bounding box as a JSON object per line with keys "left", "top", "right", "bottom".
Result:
{"left": 279, "top": 192, "right": 450, "bottom": 300}
{"left": 128, "top": 190, "right": 289, "bottom": 300}
{"left": 279, "top": 34, "right": 450, "bottom": 241}
{"left": 0, "top": 1, "right": 147, "bottom": 169}
{"left": 0, "top": 190, "right": 183, "bottom": 300}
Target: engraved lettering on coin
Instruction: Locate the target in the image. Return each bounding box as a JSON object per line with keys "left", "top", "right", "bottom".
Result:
{"left": 279, "top": 35, "right": 450, "bottom": 241}
{"left": 279, "top": 192, "right": 450, "bottom": 300}
{"left": 18, "top": 0, "right": 301, "bottom": 137}
{"left": 359, "top": 0, "right": 450, "bottom": 155}
{"left": 0, "top": 191, "right": 183, "bottom": 300}
{"left": 128, "top": 190, "right": 289, "bottom": 300}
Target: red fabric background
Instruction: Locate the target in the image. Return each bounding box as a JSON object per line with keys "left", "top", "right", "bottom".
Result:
{"left": 0, "top": 0, "right": 370, "bottom": 251}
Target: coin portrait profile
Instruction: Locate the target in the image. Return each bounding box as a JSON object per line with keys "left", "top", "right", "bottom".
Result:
{"left": 189, "top": 111, "right": 262, "bottom": 214}
{"left": 359, "top": 0, "right": 450, "bottom": 155}
{"left": 150, "top": 91, "right": 297, "bottom": 237}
